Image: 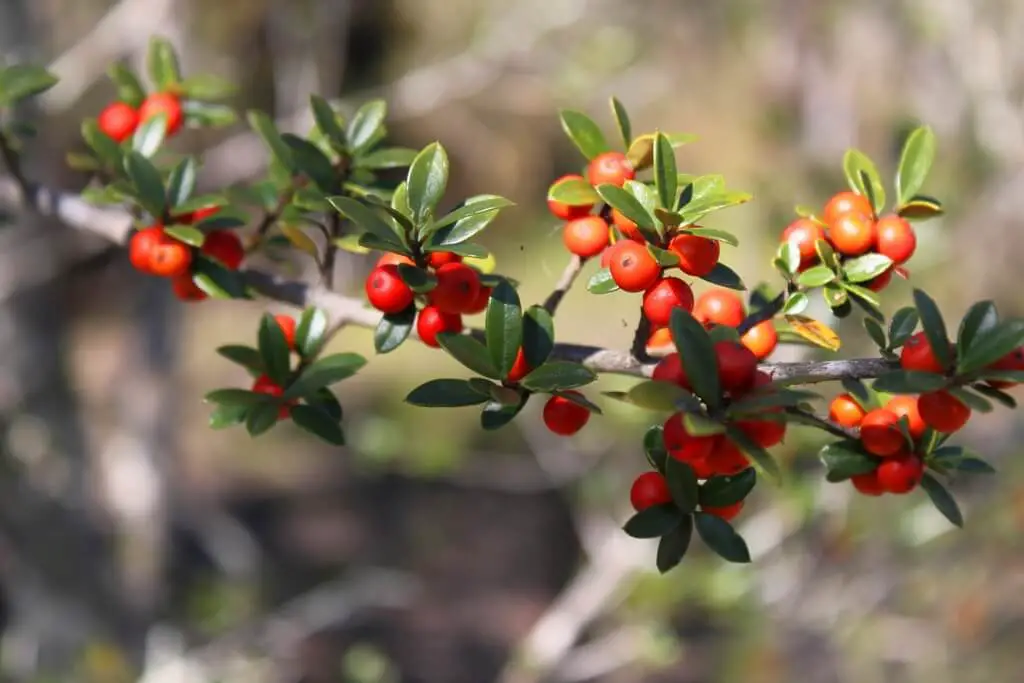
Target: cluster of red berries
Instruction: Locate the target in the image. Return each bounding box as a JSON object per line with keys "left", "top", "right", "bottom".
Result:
{"left": 629, "top": 470, "right": 744, "bottom": 522}
{"left": 781, "top": 190, "right": 917, "bottom": 291}
{"left": 128, "top": 206, "right": 243, "bottom": 301}
{"left": 250, "top": 314, "right": 299, "bottom": 419}
{"left": 97, "top": 91, "right": 185, "bottom": 143}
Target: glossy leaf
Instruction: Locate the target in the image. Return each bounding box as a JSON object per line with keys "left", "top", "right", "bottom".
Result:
{"left": 842, "top": 149, "right": 885, "bottom": 214}
{"left": 290, "top": 404, "right": 345, "bottom": 445}
{"left": 920, "top": 473, "right": 963, "bottom": 528}
{"left": 284, "top": 353, "right": 366, "bottom": 399}
{"left": 819, "top": 442, "right": 878, "bottom": 481}
{"left": 622, "top": 504, "right": 683, "bottom": 539}
{"left": 436, "top": 333, "right": 501, "bottom": 379}
{"left": 547, "top": 176, "right": 600, "bottom": 205}
{"left": 843, "top": 253, "right": 893, "bottom": 283}
{"left": 247, "top": 110, "right": 294, "bottom": 171}
{"left": 166, "top": 157, "right": 197, "bottom": 208}
{"left": 485, "top": 280, "right": 523, "bottom": 378}
{"left": 665, "top": 457, "right": 699, "bottom": 513}
{"left": 164, "top": 225, "right": 205, "bottom": 247}
{"left": 913, "top": 288, "right": 953, "bottom": 370}
{"left": 694, "top": 512, "right": 750, "bottom": 563}
{"left": 956, "top": 300, "right": 999, "bottom": 363}
{"left": 626, "top": 380, "right": 692, "bottom": 412}
{"left": 669, "top": 308, "right": 721, "bottom": 408}
{"left": 898, "top": 195, "right": 944, "bottom": 220}
{"left": 699, "top": 469, "right": 756, "bottom": 507}
{"left": 796, "top": 265, "right": 837, "bottom": 288}
{"left": 643, "top": 425, "right": 669, "bottom": 473}
{"left": 586, "top": 268, "right": 618, "bottom": 294}
{"left": 558, "top": 109, "right": 609, "bottom": 160}
{"left": 106, "top": 63, "right": 146, "bottom": 107}
{"left": 872, "top": 370, "right": 947, "bottom": 394}
{"left": 896, "top": 125, "right": 936, "bottom": 206}
{"left": 204, "top": 388, "right": 267, "bottom": 407}
{"left": 595, "top": 184, "right": 656, "bottom": 232}
{"left": 522, "top": 305, "right": 555, "bottom": 368}
{"left": 958, "top": 319, "right": 1024, "bottom": 375}
{"left": 216, "top": 345, "right": 264, "bottom": 374}
{"left": 209, "top": 403, "right": 248, "bottom": 430}
{"left": 374, "top": 307, "right": 415, "bottom": 353}
{"left": 655, "top": 517, "right": 694, "bottom": 573}
{"left": 245, "top": 402, "right": 280, "bottom": 437}
{"left": 329, "top": 195, "right": 405, "bottom": 248}
{"left": 406, "top": 142, "right": 449, "bottom": 225}
{"left": 889, "top": 307, "right": 920, "bottom": 349}
{"left": 309, "top": 94, "right": 347, "bottom": 150}
{"left": 347, "top": 99, "right": 387, "bottom": 153}
{"left": 406, "top": 379, "right": 489, "bottom": 407}
{"left": 653, "top": 132, "right": 678, "bottom": 210}
{"left": 123, "top": 151, "right": 166, "bottom": 218}
{"left": 700, "top": 263, "right": 745, "bottom": 291}
{"left": 132, "top": 113, "right": 168, "bottom": 157}
{"left": 257, "top": 313, "right": 292, "bottom": 385}
{"left": 726, "top": 427, "right": 781, "bottom": 482}
{"left": 864, "top": 317, "right": 888, "bottom": 351}
{"left": 295, "top": 307, "right": 329, "bottom": 358}
{"left": 609, "top": 96, "right": 632, "bottom": 146}
{"left": 282, "top": 133, "right": 337, "bottom": 192}
{"left": 145, "top": 36, "right": 181, "bottom": 88}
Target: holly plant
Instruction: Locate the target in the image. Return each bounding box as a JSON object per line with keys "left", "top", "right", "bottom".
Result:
{"left": 1, "top": 36, "right": 1021, "bottom": 575}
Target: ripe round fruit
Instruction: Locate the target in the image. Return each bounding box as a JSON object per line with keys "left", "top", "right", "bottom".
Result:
{"left": 652, "top": 352, "right": 689, "bottom": 389}
{"left": 646, "top": 326, "right": 674, "bottom": 355}
{"left": 97, "top": 101, "right": 139, "bottom": 143}
{"left": 430, "top": 263, "right": 482, "bottom": 314}
{"left": 416, "top": 305, "right": 463, "bottom": 347}
{"left": 850, "top": 469, "right": 884, "bottom": 496}
{"left": 506, "top": 348, "right": 531, "bottom": 383}
{"left": 642, "top": 277, "right": 695, "bottom": 327}
{"left": 859, "top": 408, "right": 906, "bottom": 457}
{"left": 586, "top": 151, "right": 635, "bottom": 188}
{"left": 714, "top": 341, "right": 758, "bottom": 394}
{"left": 201, "top": 230, "right": 244, "bottom": 270}
{"left": 188, "top": 205, "right": 221, "bottom": 224}
{"left": 427, "top": 251, "right": 462, "bottom": 269}
{"left": 563, "top": 216, "right": 611, "bottom": 258}
{"left": 828, "top": 212, "right": 876, "bottom": 256}
{"left": 129, "top": 225, "right": 163, "bottom": 274}
{"left": 829, "top": 393, "right": 866, "bottom": 428}
{"left": 885, "top": 395, "right": 926, "bottom": 441}
{"left": 662, "top": 413, "right": 716, "bottom": 463}
{"left": 610, "top": 208, "right": 643, "bottom": 242}
{"left": 365, "top": 264, "right": 414, "bottom": 314}
{"left": 876, "top": 453, "right": 924, "bottom": 494}
{"left": 252, "top": 374, "right": 293, "bottom": 420}
{"left": 900, "top": 331, "right": 946, "bottom": 374}
{"left": 866, "top": 266, "right": 894, "bottom": 292}
{"left": 874, "top": 215, "right": 917, "bottom": 265}
{"left": 543, "top": 392, "right": 591, "bottom": 436}
{"left": 702, "top": 500, "right": 744, "bottom": 522}
{"left": 693, "top": 289, "right": 745, "bottom": 328}
{"left": 607, "top": 241, "right": 660, "bottom": 293}
{"left": 171, "top": 273, "right": 206, "bottom": 301}
{"left": 735, "top": 413, "right": 786, "bottom": 448}
{"left": 139, "top": 92, "right": 184, "bottom": 135}
{"left": 547, "top": 174, "right": 594, "bottom": 220}
{"left": 667, "top": 233, "right": 720, "bottom": 277}
{"left": 917, "top": 391, "right": 971, "bottom": 433}
{"left": 376, "top": 252, "right": 415, "bottom": 268}
{"left": 274, "top": 314, "right": 297, "bottom": 350}
{"left": 706, "top": 437, "right": 749, "bottom": 476}
{"left": 630, "top": 471, "right": 672, "bottom": 512}
{"left": 740, "top": 320, "right": 778, "bottom": 360}
{"left": 465, "top": 285, "right": 491, "bottom": 314}
{"left": 781, "top": 218, "right": 826, "bottom": 269}
{"left": 985, "top": 346, "right": 1024, "bottom": 389}
{"left": 148, "top": 232, "right": 193, "bottom": 277}
{"left": 823, "top": 190, "right": 874, "bottom": 226}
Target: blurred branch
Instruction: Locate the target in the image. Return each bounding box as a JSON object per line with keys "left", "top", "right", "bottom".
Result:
{"left": 542, "top": 254, "right": 584, "bottom": 315}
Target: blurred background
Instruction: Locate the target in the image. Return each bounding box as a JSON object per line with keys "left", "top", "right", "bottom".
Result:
{"left": 1, "top": 0, "right": 1024, "bottom": 681}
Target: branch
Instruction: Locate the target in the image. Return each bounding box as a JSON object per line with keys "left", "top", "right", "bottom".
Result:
{"left": 541, "top": 254, "right": 584, "bottom": 315}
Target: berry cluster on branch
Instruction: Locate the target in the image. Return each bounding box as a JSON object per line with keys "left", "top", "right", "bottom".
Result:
{"left": 1, "top": 37, "right": 1023, "bottom": 574}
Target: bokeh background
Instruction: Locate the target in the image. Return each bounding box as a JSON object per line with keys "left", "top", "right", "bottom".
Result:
{"left": 2, "top": 0, "right": 1024, "bottom": 681}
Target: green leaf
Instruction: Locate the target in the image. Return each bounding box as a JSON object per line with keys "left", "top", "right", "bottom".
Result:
{"left": 842, "top": 149, "right": 885, "bottom": 214}
{"left": 595, "top": 184, "right": 657, "bottom": 237}
{"left": 889, "top": 307, "right": 920, "bottom": 349}
{"left": 428, "top": 202, "right": 507, "bottom": 246}
{"left": 435, "top": 333, "right": 500, "bottom": 379}
{"left": 182, "top": 101, "right": 237, "bottom": 128}
{"left": 683, "top": 413, "right": 726, "bottom": 437}
{"left": 665, "top": 457, "right": 699, "bottom": 513}
{"left": 728, "top": 389, "right": 821, "bottom": 415}
{"left": 0, "top": 64, "right": 58, "bottom": 105}
{"left": 145, "top": 36, "right": 181, "bottom": 89}
{"left": 346, "top": 99, "right": 387, "bottom": 153}
{"left": 406, "top": 379, "right": 489, "bottom": 407}
{"left": 282, "top": 133, "right": 338, "bottom": 192}
{"left": 480, "top": 397, "right": 527, "bottom": 430}
{"left": 123, "top": 151, "right": 166, "bottom": 218}
{"left": 355, "top": 147, "right": 417, "bottom": 170}
{"left": 895, "top": 125, "right": 937, "bottom": 206}
{"left": 178, "top": 73, "right": 238, "bottom": 100}
{"left": 329, "top": 196, "right": 404, "bottom": 248}
{"left": 432, "top": 195, "right": 513, "bottom": 231}
{"left": 864, "top": 317, "right": 888, "bottom": 351}
{"left": 643, "top": 425, "right": 668, "bottom": 473}
{"left": 684, "top": 227, "right": 739, "bottom": 247}
{"left": 166, "top": 157, "right": 197, "bottom": 208}
{"left": 193, "top": 257, "right": 249, "bottom": 299}
{"left": 209, "top": 403, "right": 248, "bottom": 430}
{"left": 796, "top": 264, "right": 837, "bottom": 288}
{"left": 946, "top": 387, "right": 993, "bottom": 413}
{"left": 406, "top": 142, "right": 449, "bottom": 226}
{"left": 843, "top": 253, "right": 893, "bottom": 283}
{"left": 81, "top": 119, "right": 123, "bottom": 166}
{"left": 216, "top": 345, "right": 264, "bottom": 373}
{"left": 699, "top": 469, "right": 756, "bottom": 508}
{"left": 626, "top": 380, "right": 692, "bottom": 412}
{"left": 295, "top": 307, "right": 329, "bottom": 358}
{"left": 485, "top": 280, "right": 523, "bottom": 378}
{"left": 956, "top": 300, "right": 999, "bottom": 364}
{"left": 395, "top": 264, "right": 436, "bottom": 294}
{"left": 257, "top": 313, "right": 292, "bottom": 385}
{"left": 781, "top": 292, "right": 810, "bottom": 315}
{"left": 700, "top": 263, "right": 746, "bottom": 291}
{"left": 522, "top": 305, "right": 555, "bottom": 369}
{"left": 694, "top": 512, "right": 750, "bottom": 563}
{"left": 247, "top": 110, "right": 294, "bottom": 171}
{"left": 609, "top": 96, "right": 632, "bottom": 146}
{"left": 818, "top": 442, "right": 878, "bottom": 481}
{"left": 898, "top": 195, "right": 944, "bottom": 220}
{"left": 284, "top": 353, "right": 366, "bottom": 399}
{"left": 245, "top": 402, "right": 281, "bottom": 437}
{"left": 920, "top": 473, "right": 963, "bottom": 528}
{"left": 669, "top": 308, "right": 721, "bottom": 408}
{"left": 106, "top": 63, "right": 145, "bottom": 107}
{"left": 129, "top": 112, "right": 167, "bottom": 157}
{"left": 520, "top": 362, "right": 595, "bottom": 392}
{"left": 162, "top": 225, "right": 204, "bottom": 247}
{"left": 653, "top": 132, "right": 678, "bottom": 210}
{"left": 972, "top": 382, "right": 1017, "bottom": 408}
{"left": 547, "top": 176, "right": 599, "bottom": 205}
{"left": 290, "top": 404, "right": 345, "bottom": 445}
{"left": 957, "top": 319, "right": 1024, "bottom": 375}
{"left": 308, "top": 95, "right": 347, "bottom": 151}
{"left": 622, "top": 503, "right": 683, "bottom": 539}
{"left": 871, "top": 370, "right": 947, "bottom": 394}
{"left": 586, "top": 268, "right": 619, "bottom": 294}
{"left": 655, "top": 517, "right": 694, "bottom": 573}
{"left": 374, "top": 307, "right": 415, "bottom": 354}
{"left": 913, "top": 288, "right": 952, "bottom": 370}
{"left": 204, "top": 388, "right": 267, "bottom": 406}
{"left": 558, "top": 109, "right": 609, "bottom": 160}
{"left": 725, "top": 428, "right": 781, "bottom": 482}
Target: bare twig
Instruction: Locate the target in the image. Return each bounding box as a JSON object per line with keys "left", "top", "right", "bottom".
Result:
{"left": 542, "top": 254, "right": 584, "bottom": 315}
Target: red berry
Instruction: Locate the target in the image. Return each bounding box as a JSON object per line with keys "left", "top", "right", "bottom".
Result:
{"left": 427, "top": 251, "right": 462, "bottom": 269}
{"left": 781, "top": 218, "right": 826, "bottom": 269}
{"left": 252, "top": 374, "right": 293, "bottom": 420}
{"left": 735, "top": 413, "right": 786, "bottom": 448}
{"left": 652, "top": 352, "right": 690, "bottom": 389}
{"left": 274, "top": 314, "right": 297, "bottom": 350}
{"left": 630, "top": 472, "right": 672, "bottom": 511}
{"left": 917, "top": 391, "right": 971, "bottom": 433}
{"left": 829, "top": 212, "right": 876, "bottom": 256}
{"left": 201, "top": 230, "right": 244, "bottom": 270}
{"left": 189, "top": 205, "right": 221, "bottom": 224}
{"left": 667, "top": 234, "right": 720, "bottom": 277}
{"left": 610, "top": 208, "right": 644, "bottom": 242}
{"left": 129, "top": 225, "right": 163, "bottom": 274}
{"left": 885, "top": 395, "right": 926, "bottom": 441}
{"left": 900, "top": 331, "right": 947, "bottom": 374}
{"left": 171, "top": 273, "right": 206, "bottom": 301}
{"left": 865, "top": 266, "right": 894, "bottom": 292}
{"left": 642, "top": 276, "right": 695, "bottom": 327}
{"left": 851, "top": 469, "right": 884, "bottom": 496}
{"left": 465, "top": 285, "right": 492, "bottom": 314}
{"left": 705, "top": 437, "right": 750, "bottom": 476}
{"left": 823, "top": 191, "right": 874, "bottom": 226}
{"left": 714, "top": 341, "right": 758, "bottom": 394}
{"left": 859, "top": 408, "right": 905, "bottom": 457}
{"left": 430, "top": 263, "right": 482, "bottom": 314}
{"left": 97, "top": 101, "right": 140, "bottom": 143}
{"left": 586, "top": 152, "right": 635, "bottom": 188}
{"left": 542, "top": 392, "right": 591, "bottom": 436}
{"left": 662, "top": 413, "right": 716, "bottom": 464}
{"left": 740, "top": 320, "right": 778, "bottom": 360}
{"left": 829, "top": 393, "right": 866, "bottom": 428}
{"left": 547, "top": 174, "right": 594, "bottom": 220}
{"left": 985, "top": 346, "right": 1024, "bottom": 389}
{"left": 693, "top": 289, "right": 745, "bottom": 328}
{"left": 376, "top": 252, "right": 415, "bottom": 268}
{"left": 139, "top": 92, "right": 184, "bottom": 136}
{"left": 702, "top": 500, "right": 744, "bottom": 522}
{"left": 876, "top": 453, "right": 924, "bottom": 494}
{"left": 148, "top": 232, "right": 193, "bottom": 277}
{"left": 506, "top": 348, "right": 531, "bottom": 383}
{"left": 874, "top": 215, "right": 916, "bottom": 265}
{"left": 365, "top": 264, "right": 414, "bottom": 314}
{"left": 607, "top": 241, "right": 660, "bottom": 292}
{"left": 563, "top": 216, "right": 610, "bottom": 258}
{"left": 415, "top": 305, "right": 463, "bottom": 347}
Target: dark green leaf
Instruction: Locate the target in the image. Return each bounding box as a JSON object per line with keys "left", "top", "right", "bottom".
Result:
{"left": 644, "top": 425, "right": 668, "bottom": 473}
{"left": 480, "top": 397, "right": 527, "bottom": 430}
{"left": 247, "top": 110, "right": 294, "bottom": 170}
{"left": 204, "top": 388, "right": 267, "bottom": 406}
{"left": 395, "top": 264, "right": 437, "bottom": 293}
{"left": 309, "top": 95, "right": 347, "bottom": 150}
{"left": 257, "top": 313, "right": 292, "bottom": 385}
{"left": 895, "top": 125, "right": 936, "bottom": 206}
{"left": 665, "top": 457, "right": 699, "bottom": 513}
{"left": 216, "top": 345, "right": 264, "bottom": 373}
{"left": 972, "top": 382, "right": 1017, "bottom": 408}
{"left": 913, "top": 288, "right": 952, "bottom": 370}
{"left": 347, "top": 99, "right": 387, "bottom": 153}
{"left": 956, "top": 300, "right": 999, "bottom": 365}
{"left": 290, "top": 404, "right": 345, "bottom": 445}
{"left": 522, "top": 305, "right": 555, "bottom": 368}
{"left": 131, "top": 113, "right": 168, "bottom": 157}
{"left": 432, "top": 195, "right": 513, "bottom": 231}
{"left": 707, "top": 325, "right": 740, "bottom": 344}
{"left": 374, "top": 307, "right": 415, "bottom": 354}
{"left": 655, "top": 517, "right": 694, "bottom": 573}
{"left": 946, "top": 387, "right": 993, "bottom": 413}
{"left": 726, "top": 427, "right": 780, "bottom": 482}
{"left": 123, "top": 151, "right": 166, "bottom": 218}
{"left": 871, "top": 370, "right": 947, "bottom": 394}
{"left": 653, "top": 132, "right": 678, "bottom": 210}
{"left": 843, "top": 253, "right": 893, "bottom": 283}
{"left": 145, "top": 36, "right": 181, "bottom": 89}
{"left": 684, "top": 227, "right": 739, "bottom": 247}
{"left": 284, "top": 353, "right": 366, "bottom": 399}
{"left": 796, "top": 264, "right": 837, "bottom": 288}
{"left": 406, "top": 379, "right": 490, "bottom": 407}
{"left": 406, "top": 142, "right": 449, "bottom": 226}
{"left": 428, "top": 207, "right": 503, "bottom": 246}
{"left": 889, "top": 307, "right": 920, "bottom": 349}
{"left": 436, "top": 333, "right": 501, "bottom": 379}
{"left": 694, "top": 512, "right": 751, "bottom": 563}
{"left": 727, "top": 389, "right": 821, "bottom": 415}
{"left": 166, "top": 157, "right": 197, "bottom": 208}
{"left": 622, "top": 504, "right": 683, "bottom": 539}
{"left": 624, "top": 380, "right": 690, "bottom": 412}
{"left": 818, "top": 442, "right": 878, "bottom": 481}
{"left": 485, "top": 279, "right": 523, "bottom": 378}
{"left": 595, "top": 184, "right": 657, "bottom": 237}
{"left": 306, "top": 388, "right": 343, "bottom": 422}
{"left": 669, "top": 308, "right": 721, "bottom": 408}
{"left": 192, "top": 257, "right": 249, "bottom": 299}
{"left": 245, "top": 401, "right": 281, "bottom": 436}
{"left": 0, "top": 64, "right": 58, "bottom": 105}
{"left": 209, "top": 403, "right": 248, "bottom": 430}
{"left": 295, "top": 307, "right": 329, "bottom": 358}
{"left": 105, "top": 63, "right": 145, "bottom": 107}
{"left": 920, "top": 473, "right": 963, "bottom": 528}
{"left": 864, "top": 317, "right": 888, "bottom": 351}
{"left": 699, "top": 469, "right": 756, "bottom": 507}
{"left": 329, "top": 196, "right": 405, "bottom": 248}
{"left": 957, "top": 319, "right": 1024, "bottom": 375}
{"left": 282, "top": 133, "right": 337, "bottom": 192}
{"left": 558, "top": 109, "right": 609, "bottom": 159}
{"left": 555, "top": 390, "right": 602, "bottom": 415}
{"left": 700, "top": 263, "right": 745, "bottom": 291}
{"left": 81, "top": 119, "right": 123, "bottom": 166}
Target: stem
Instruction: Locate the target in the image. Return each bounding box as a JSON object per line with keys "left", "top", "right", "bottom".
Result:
{"left": 785, "top": 407, "right": 857, "bottom": 440}
{"left": 0, "top": 132, "right": 33, "bottom": 204}
{"left": 542, "top": 254, "right": 584, "bottom": 315}
{"left": 322, "top": 211, "right": 341, "bottom": 289}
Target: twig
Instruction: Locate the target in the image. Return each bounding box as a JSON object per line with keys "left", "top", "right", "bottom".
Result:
{"left": 542, "top": 254, "right": 584, "bottom": 315}
{"left": 322, "top": 212, "right": 341, "bottom": 289}
{"left": 0, "top": 133, "right": 32, "bottom": 202}
{"left": 629, "top": 311, "right": 654, "bottom": 363}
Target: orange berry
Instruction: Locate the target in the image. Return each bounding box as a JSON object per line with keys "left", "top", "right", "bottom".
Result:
{"left": 900, "top": 331, "right": 947, "bottom": 374}
{"left": 273, "top": 314, "right": 297, "bottom": 350}
{"left": 415, "top": 305, "right": 463, "bottom": 347}
{"left": 201, "top": 230, "right": 244, "bottom": 270}
{"left": 129, "top": 225, "right": 164, "bottom": 274}
{"left": 586, "top": 152, "right": 635, "bottom": 188}
{"left": 148, "top": 232, "right": 193, "bottom": 277}
{"left": 170, "top": 273, "right": 206, "bottom": 301}
{"left": 829, "top": 393, "right": 866, "bottom": 428}
{"left": 610, "top": 208, "right": 644, "bottom": 242}
{"left": 781, "top": 218, "right": 826, "bottom": 269}
{"left": 97, "top": 101, "right": 139, "bottom": 143}
{"left": 547, "top": 174, "right": 593, "bottom": 220}
{"left": 646, "top": 326, "right": 674, "bottom": 355}
{"left": 876, "top": 453, "right": 924, "bottom": 494}
{"left": 563, "top": 215, "right": 611, "bottom": 258}
{"left": 630, "top": 472, "right": 672, "bottom": 512}
{"left": 427, "top": 251, "right": 462, "bottom": 269}
{"left": 885, "top": 395, "right": 926, "bottom": 441}
{"left": 138, "top": 92, "right": 184, "bottom": 136}
{"left": 429, "top": 263, "right": 482, "bottom": 314}
{"left": 740, "top": 320, "right": 778, "bottom": 360}
{"left": 652, "top": 352, "right": 690, "bottom": 389}
{"left": 543, "top": 392, "right": 590, "bottom": 436}
{"left": 607, "top": 241, "right": 660, "bottom": 292}
{"left": 828, "top": 212, "right": 876, "bottom": 256}
{"left": 874, "top": 215, "right": 916, "bottom": 265}
{"left": 851, "top": 469, "right": 885, "bottom": 496}
{"left": 859, "top": 408, "right": 906, "bottom": 457}
{"left": 714, "top": 340, "right": 758, "bottom": 394}
{"left": 667, "top": 234, "right": 720, "bottom": 277}
{"left": 917, "top": 391, "right": 971, "bottom": 433}
{"left": 642, "top": 276, "right": 695, "bottom": 327}
{"left": 376, "top": 252, "right": 415, "bottom": 268}
{"left": 365, "top": 264, "right": 415, "bottom": 314}
{"left": 823, "top": 190, "right": 874, "bottom": 226}
{"left": 693, "top": 289, "right": 745, "bottom": 328}
{"left": 662, "top": 413, "right": 716, "bottom": 464}
{"left": 702, "top": 500, "right": 744, "bottom": 522}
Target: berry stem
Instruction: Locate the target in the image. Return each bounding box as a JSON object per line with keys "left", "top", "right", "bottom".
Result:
{"left": 322, "top": 211, "right": 342, "bottom": 290}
